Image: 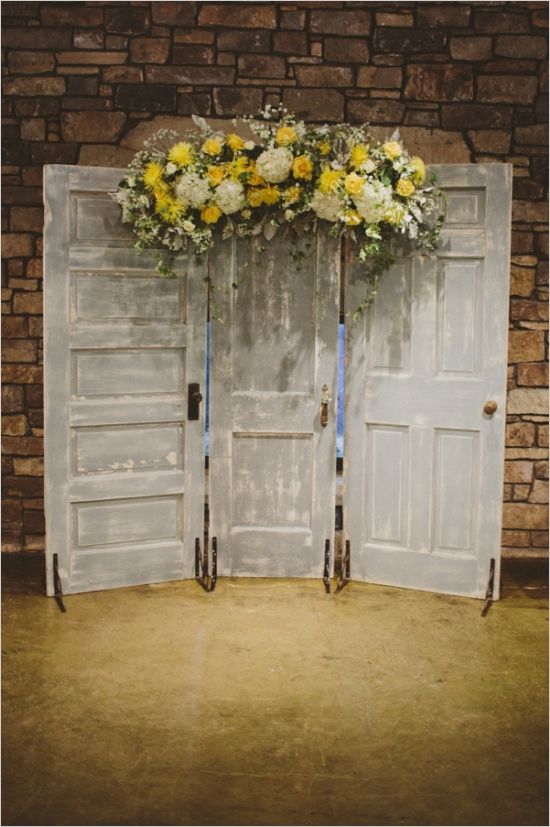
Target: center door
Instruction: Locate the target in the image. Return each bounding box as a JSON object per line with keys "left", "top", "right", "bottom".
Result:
{"left": 209, "top": 230, "right": 339, "bottom": 577}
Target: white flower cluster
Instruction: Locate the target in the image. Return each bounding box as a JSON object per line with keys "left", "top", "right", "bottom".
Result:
{"left": 352, "top": 181, "right": 393, "bottom": 224}
{"left": 175, "top": 172, "right": 211, "bottom": 209}
{"left": 310, "top": 192, "right": 342, "bottom": 222}
{"left": 255, "top": 147, "right": 294, "bottom": 183}
{"left": 215, "top": 180, "right": 245, "bottom": 215}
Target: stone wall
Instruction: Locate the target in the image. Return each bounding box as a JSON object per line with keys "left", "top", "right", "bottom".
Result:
{"left": 2, "top": 1, "right": 548, "bottom": 557}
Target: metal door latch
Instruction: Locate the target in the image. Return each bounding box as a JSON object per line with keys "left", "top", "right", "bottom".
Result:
{"left": 320, "top": 384, "right": 331, "bottom": 428}
{"left": 188, "top": 383, "right": 203, "bottom": 421}
{"left": 336, "top": 540, "right": 351, "bottom": 593}
{"left": 323, "top": 539, "right": 331, "bottom": 593}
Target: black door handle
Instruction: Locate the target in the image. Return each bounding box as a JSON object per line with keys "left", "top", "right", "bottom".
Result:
{"left": 188, "top": 383, "right": 203, "bottom": 420}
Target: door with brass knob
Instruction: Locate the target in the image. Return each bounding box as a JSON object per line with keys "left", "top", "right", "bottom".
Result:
{"left": 345, "top": 163, "right": 512, "bottom": 600}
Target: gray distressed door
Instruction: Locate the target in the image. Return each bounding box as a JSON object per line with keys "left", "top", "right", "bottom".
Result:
{"left": 44, "top": 166, "right": 207, "bottom": 595}
{"left": 344, "top": 164, "right": 512, "bottom": 599}
{"left": 209, "top": 231, "right": 339, "bottom": 577}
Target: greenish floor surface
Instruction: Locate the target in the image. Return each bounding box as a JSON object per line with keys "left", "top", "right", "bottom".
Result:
{"left": 2, "top": 557, "right": 548, "bottom": 826}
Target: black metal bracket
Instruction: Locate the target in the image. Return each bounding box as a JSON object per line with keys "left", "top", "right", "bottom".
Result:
{"left": 323, "top": 539, "right": 331, "bottom": 593}
{"left": 336, "top": 539, "right": 350, "bottom": 593}
{"left": 481, "top": 557, "right": 496, "bottom": 617}
{"left": 53, "top": 553, "right": 66, "bottom": 613}
{"left": 195, "top": 536, "right": 217, "bottom": 593}
{"left": 188, "top": 383, "right": 203, "bottom": 421}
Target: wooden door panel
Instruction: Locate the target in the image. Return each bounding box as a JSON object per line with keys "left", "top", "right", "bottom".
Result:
{"left": 209, "top": 230, "right": 339, "bottom": 578}
{"left": 345, "top": 165, "right": 512, "bottom": 599}
{"left": 44, "top": 165, "right": 207, "bottom": 596}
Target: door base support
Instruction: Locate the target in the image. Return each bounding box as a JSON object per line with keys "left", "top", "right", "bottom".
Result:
{"left": 335, "top": 539, "right": 351, "bottom": 593}
{"left": 53, "top": 553, "right": 66, "bottom": 613}
{"left": 195, "top": 537, "right": 217, "bottom": 593}
{"left": 481, "top": 558, "right": 496, "bottom": 617}
{"left": 323, "top": 539, "right": 331, "bottom": 593}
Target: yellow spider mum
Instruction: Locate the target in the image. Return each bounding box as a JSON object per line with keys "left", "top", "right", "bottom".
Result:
{"left": 292, "top": 155, "right": 313, "bottom": 181}
{"left": 143, "top": 161, "right": 165, "bottom": 191}
{"left": 318, "top": 166, "right": 344, "bottom": 194}
{"left": 155, "top": 196, "right": 184, "bottom": 224}
{"left": 383, "top": 141, "right": 402, "bottom": 160}
{"left": 396, "top": 178, "right": 415, "bottom": 198}
{"left": 318, "top": 141, "right": 331, "bottom": 156}
{"left": 228, "top": 156, "right": 250, "bottom": 179}
{"left": 201, "top": 204, "right": 222, "bottom": 224}
{"left": 202, "top": 137, "right": 224, "bottom": 156}
{"left": 168, "top": 142, "right": 194, "bottom": 168}
{"left": 259, "top": 186, "right": 281, "bottom": 206}
{"left": 275, "top": 126, "right": 297, "bottom": 146}
{"left": 227, "top": 133, "right": 245, "bottom": 152}
{"left": 350, "top": 144, "right": 368, "bottom": 169}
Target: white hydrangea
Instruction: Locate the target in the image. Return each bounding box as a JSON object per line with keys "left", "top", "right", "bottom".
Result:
{"left": 352, "top": 180, "right": 393, "bottom": 223}
{"left": 215, "top": 179, "right": 245, "bottom": 215}
{"left": 175, "top": 172, "right": 211, "bottom": 209}
{"left": 310, "top": 191, "right": 342, "bottom": 222}
{"left": 255, "top": 147, "right": 293, "bottom": 183}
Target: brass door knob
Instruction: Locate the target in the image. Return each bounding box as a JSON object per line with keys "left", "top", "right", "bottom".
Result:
{"left": 483, "top": 400, "right": 497, "bottom": 415}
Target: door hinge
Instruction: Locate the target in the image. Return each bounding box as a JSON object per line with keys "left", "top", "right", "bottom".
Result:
{"left": 481, "top": 558, "right": 496, "bottom": 617}
{"left": 53, "top": 553, "right": 66, "bottom": 613}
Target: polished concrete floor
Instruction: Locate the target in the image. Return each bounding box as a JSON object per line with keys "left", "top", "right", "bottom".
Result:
{"left": 2, "top": 556, "right": 548, "bottom": 826}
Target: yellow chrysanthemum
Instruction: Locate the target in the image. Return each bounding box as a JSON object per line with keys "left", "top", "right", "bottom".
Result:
{"left": 260, "top": 186, "right": 281, "bottom": 206}
{"left": 410, "top": 156, "right": 426, "bottom": 185}
{"left": 350, "top": 144, "right": 368, "bottom": 169}
{"left": 384, "top": 204, "right": 406, "bottom": 226}
{"left": 228, "top": 156, "right": 250, "bottom": 179}
{"left": 318, "top": 166, "right": 344, "bottom": 194}
{"left": 153, "top": 180, "right": 170, "bottom": 200}
{"left": 247, "top": 188, "right": 264, "bottom": 208}
{"left": 292, "top": 155, "right": 313, "bottom": 181}
{"left": 344, "top": 172, "right": 364, "bottom": 196}
{"left": 155, "top": 196, "right": 184, "bottom": 224}
{"left": 227, "top": 133, "right": 245, "bottom": 152}
{"left": 383, "top": 141, "right": 402, "bottom": 160}
{"left": 275, "top": 126, "right": 297, "bottom": 146}
{"left": 247, "top": 167, "right": 264, "bottom": 186}
{"left": 318, "top": 141, "right": 331, "bottom": 156}
{"left": 202, "top": 138, "right": 224, "bottom": 156}
{"left": 343, "top": 210, "right": 362, "bottom": 227}
{"left": 283, "top": 185, "right": 301, "bottom": 205}
{"left": 201, "top": 204, "right": 222, "bottom": 224}
{"left": 143, "top": 161, "right": 165, "bottom": 191}
{"left": 207, "top": 165, "right": 226, "bottom": 187}
{"left": 396, "top": 178, "right": 415, "bottom": 198}
{"left": 168, "top": 142, "right": 194, "bottom": 168}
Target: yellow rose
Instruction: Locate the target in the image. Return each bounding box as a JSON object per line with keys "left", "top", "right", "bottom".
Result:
{"left": 168, "top": 142, "right": 194, "bottom": 167}
{"left": 384, "top": 204, "right": 406, "bottom": 226}
{"left": 201, "top": 204, "right": 222, "bottom": 224}
{"left": 396, "top": 178, "right": 415, "bottom": 198}
{"left": 383, "top": 141, "right": 402, "bottom": 160}
{"left": 344, "top": 172, "right": 364, "bottom": 196}
{"left": 292, "top": 155, "right": 313, "bottom": 181}
{"left": 318, "top": 141, "right": 331, "bottom": 156}
{"left": 143, "top": 161, "right": 165, "bottom": 191}
{"left": 318, "top": 166, "right": 344, "bottom": 194}
{"left": 343, "top": 210, "right": 362, "bottom": 227}
{"left": 227, "top": 133, "right": 245, "bottom": 152}
{"left": 247, "top": 164, "right": 264, "bottom": 186}
{"left": 202, "top": 138, "right": 224, "bottom": 156}
{"left": 275, "top": 126, "right": 297, "bottom": 146}
{"left": 350, "top": 144, "right": 368, "bottom": 169}
{"left": 410, "top": 156, "right": 426, "bottom": 185}
{"left": 207, "top": 165, "right": 226, "bottom": 186}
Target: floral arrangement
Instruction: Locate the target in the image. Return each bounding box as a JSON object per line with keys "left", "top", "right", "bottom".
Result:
{"left": 113, "top": 105, "right": 445, "bottom": 306}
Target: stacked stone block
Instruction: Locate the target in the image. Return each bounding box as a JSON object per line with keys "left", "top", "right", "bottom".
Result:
{"left": 1, "top": 1, "right": 548, "bottom": 557}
